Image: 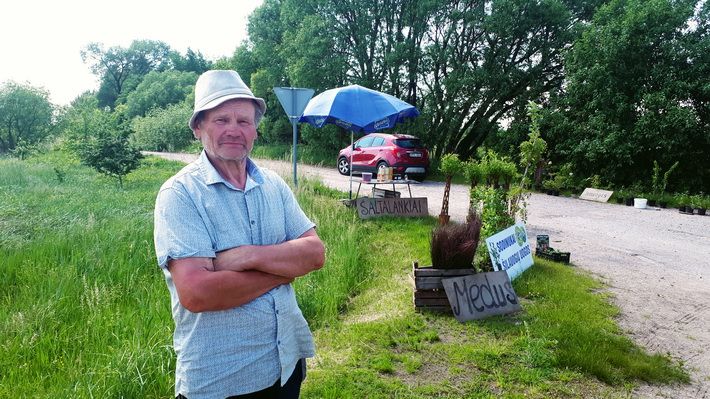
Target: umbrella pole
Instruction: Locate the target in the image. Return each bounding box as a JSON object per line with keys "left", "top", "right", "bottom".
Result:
{"left": 349, "top": 131, "right": 353, "bottom": 200}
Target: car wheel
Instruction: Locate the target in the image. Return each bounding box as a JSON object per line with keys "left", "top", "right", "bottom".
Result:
{"left": 337, "top": 157, "right": 350, "bottom": 175}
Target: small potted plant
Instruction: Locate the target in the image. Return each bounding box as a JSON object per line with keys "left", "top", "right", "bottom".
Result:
{"left": 651, "top": 160, "right": 679, "bottom": 209}
{"left": 542, "top": 176, "right": 562, "bottom": 196}
{"left": 624, "top": 191, "right": 635, "bottom": 206}
{"left": 645, "top": 192, "right": 658, "bottom": 207}
{"left": 658, "top": 192, "right": 672, "bottom": 208}
{"left": 675, "top": 192, "right": 693, "bottom": 214}
{"left": 691, "top": 194, "right": 707, "bottom": 216}
{"left": 701, "top": 196, "right": 710, "bottom": 216}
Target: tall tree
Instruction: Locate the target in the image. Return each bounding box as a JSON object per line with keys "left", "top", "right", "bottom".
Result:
{"left": 0, "top": 82, "right": 54, "bottom": 153}
{"left": 421, "top": 0, "right": 577, "bottom": 159}
{"left": 546, "top": 0, "right": 709, "bottom": 192}
{"left": 81, "top": 40, "right": 173, "bottom": 108}
{"left": 247, "top": 0, "right": 584, "bottom": 157}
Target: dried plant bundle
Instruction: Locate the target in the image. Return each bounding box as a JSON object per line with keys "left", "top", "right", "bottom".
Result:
{"left": 430, "top": 211, "right": 482, "bottom": 269}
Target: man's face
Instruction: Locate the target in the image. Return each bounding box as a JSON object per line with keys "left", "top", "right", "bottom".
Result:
{"left": 194, "top": 99, "right": 258, "bottom": 163}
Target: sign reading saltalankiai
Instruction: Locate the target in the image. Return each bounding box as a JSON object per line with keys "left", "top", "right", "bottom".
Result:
{"left": 355, "top": 197, "right": 428, "bottom": 219}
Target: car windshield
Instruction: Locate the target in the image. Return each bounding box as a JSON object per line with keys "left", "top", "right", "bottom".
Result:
{"left": 394, "top": 138, "right": 423, "bottom": 149}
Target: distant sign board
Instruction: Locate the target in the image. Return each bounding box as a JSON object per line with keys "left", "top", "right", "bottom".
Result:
{"left": 441, "top": 271, "right": 522, "bottom": 322}
{"left": 485, "top": 223, "right": 533, "bottom": 281}
{"left": 355, "top": 197, "right": 428, "bottom": 219}
{"left": 579, "top": 188, "right": 614, "bottom": 203}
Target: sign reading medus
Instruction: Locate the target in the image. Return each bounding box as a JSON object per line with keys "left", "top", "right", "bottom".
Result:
{"left": 441, "top": 271, "right": 522, "bottom": 322}
{"left": 356, "top": 197, "right": 428, "bottom": 219}
{"left": 485, "top": 223, "right": 533, "bottom": 281}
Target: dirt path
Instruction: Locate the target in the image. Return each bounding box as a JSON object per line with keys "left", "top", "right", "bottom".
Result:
{"left": 147, "top": 152, "right": 710, "bottom": 398}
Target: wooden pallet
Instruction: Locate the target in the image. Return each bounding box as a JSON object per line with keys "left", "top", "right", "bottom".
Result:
{"left": 411, "top": 261, "right": 476, "bottom": 313}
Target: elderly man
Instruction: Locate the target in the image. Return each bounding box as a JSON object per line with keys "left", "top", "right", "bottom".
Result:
{"left": 154, "top": 70, "right": 325, "bottom": 399}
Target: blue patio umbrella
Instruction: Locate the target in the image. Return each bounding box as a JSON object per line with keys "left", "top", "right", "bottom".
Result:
{"left": 299, "top": 84, "right": 420, "bottom": 198}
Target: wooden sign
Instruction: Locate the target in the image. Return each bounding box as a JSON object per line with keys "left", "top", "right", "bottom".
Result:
{"left": 441, "top": 271, "right": 522, "bottom": 322}
{"left": 356, "top": 197, "right": 428, "bottom": 219}
{"left": 579, "top": 188, "right": 613, "bottom": 203}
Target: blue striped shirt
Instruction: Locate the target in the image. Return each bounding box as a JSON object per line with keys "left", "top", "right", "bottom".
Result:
{"left": 154, "top": 151, "right": 315, "bottom": 398}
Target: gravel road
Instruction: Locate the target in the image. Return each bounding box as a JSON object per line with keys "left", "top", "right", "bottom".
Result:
{"left": 147, "top": 152, "right": 710, "bottom": 398}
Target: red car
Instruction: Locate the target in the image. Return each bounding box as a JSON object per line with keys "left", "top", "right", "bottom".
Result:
{"left": 337, "top": 133, "right": 429, "bottom": 181}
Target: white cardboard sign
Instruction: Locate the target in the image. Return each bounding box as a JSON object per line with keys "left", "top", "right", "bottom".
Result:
{"left": 579, "top": 188, "right": 613, "bottom": 203}
{"left": 485, "top": 223, "right": 534, "bottom": 281}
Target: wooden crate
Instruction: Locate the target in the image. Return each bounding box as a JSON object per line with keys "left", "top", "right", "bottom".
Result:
{"left": 411, "top": 262, "right": 476, "bottom": 313}
{"left": 372, "top": 187, "right": 401, "bottom": 198}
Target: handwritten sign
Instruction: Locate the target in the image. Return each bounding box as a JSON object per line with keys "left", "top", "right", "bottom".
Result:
{"left": 485, "top": 223, "right": 533, "bottom": 281}
{"left": 356, "top": 197, "right": 428, "bottom": 219}
{"left": 441, "top": 271, "right": 522, "bottom": 322}
{"left": 579, "top": 188, "right": 613, "bottom": 203}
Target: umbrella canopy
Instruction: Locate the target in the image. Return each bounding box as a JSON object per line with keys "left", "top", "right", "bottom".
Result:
{"left": 299, "top": 84, "right": 419, "bottom": 132}
{"left": 299, "top": 84, "right": 420, "bottom": 199}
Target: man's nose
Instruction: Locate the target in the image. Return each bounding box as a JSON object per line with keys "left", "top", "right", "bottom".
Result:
{"left": 224, "top": 120, "right": 242, "bottom": 133}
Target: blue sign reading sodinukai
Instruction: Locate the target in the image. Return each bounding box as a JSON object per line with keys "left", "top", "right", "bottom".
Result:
{"left": 485, "top": 223, "right": 534, "bottom": 281}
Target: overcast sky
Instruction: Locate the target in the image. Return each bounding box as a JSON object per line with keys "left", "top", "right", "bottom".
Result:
{"left": 1, "top": 0, "right": 262, "bottom": 105}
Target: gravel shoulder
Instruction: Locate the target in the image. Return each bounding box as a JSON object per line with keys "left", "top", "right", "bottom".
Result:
{"left": 148, "top": 152, "right": 710, "bottom": 398}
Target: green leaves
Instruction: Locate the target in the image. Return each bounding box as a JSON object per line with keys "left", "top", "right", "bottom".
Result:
{"left": 549, "top": 0, "right": 708, "bottom": 192}
{"left": 0, "top": 82, "right": 54, "bottom": 153}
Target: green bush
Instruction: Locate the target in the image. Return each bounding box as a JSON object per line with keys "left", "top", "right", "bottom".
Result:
{"left": 131, "top": 102, "right": 196, "bottom": 152}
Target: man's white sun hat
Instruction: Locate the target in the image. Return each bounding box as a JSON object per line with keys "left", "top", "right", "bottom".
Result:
{"left": 188, "top": 70, "right": 267, "bottom": 129}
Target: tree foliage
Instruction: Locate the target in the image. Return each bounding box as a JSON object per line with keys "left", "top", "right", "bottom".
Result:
{"left": 170, "top": 48, "right": 212, "bottom": 74}
{"left": 63, "top": 103, "right": 142, "bottom": 187}
{"left": 81, "top": 40, "right": 173, "bottom": 108}
{"left": 0, "top": 82, "right": 54, "bottom": 153}
{"left": 125, "top": 70, "right": 197, "bottom": 118}
{"left": 545, "top": 0, "right": 709, "bottom": 192}
{"left": 131, "top": 102, "right": 195, "bottom": 152}
{"left": 239, "top": 0, "right": 589, "bottom": 158}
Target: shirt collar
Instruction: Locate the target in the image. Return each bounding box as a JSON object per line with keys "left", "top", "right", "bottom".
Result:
{"left": 197, "top": 150, "right": 264, "bottom": 191}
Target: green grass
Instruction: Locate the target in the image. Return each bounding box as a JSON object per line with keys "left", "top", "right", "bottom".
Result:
{"left": 0, "top": 151, "right": 375, "bottom": 397}
{"left": 302, "top": 220, "right": 689, "bottom": 398}
{"left": 0, "top": 151, "right": 688, "bottom": 397}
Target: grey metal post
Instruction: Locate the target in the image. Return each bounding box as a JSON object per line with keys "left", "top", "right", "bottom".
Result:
{"left": 292, "top": 111, "right": 298, "bottom": 186}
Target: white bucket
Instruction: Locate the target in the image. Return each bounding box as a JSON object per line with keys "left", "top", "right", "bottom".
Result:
{"left": 634, "top": 198, "right": 647, "bottom": 209}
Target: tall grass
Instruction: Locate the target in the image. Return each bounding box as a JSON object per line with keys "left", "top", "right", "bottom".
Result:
{"left": 0, "top": 151, "right": 688, "bottom": 397}
{"left": 0, "top": 152, "right": 373, "bottom": 397}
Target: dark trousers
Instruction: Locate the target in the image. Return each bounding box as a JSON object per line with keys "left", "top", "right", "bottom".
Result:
{"left": 177, "top": 359, "right": 305, "bottom": 399}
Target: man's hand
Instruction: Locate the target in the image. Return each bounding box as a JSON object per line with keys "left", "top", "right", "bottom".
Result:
{"left": 213, "top": 228, "right": 325, "bottom": 278}
{"left": 168, "top": 258, "right": 293, "bottom": 312}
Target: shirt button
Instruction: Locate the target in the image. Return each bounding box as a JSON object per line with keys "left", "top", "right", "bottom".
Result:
{"left": 250, "top": 220, "right": 255, "bottom": 225}
{"left": 276, "top": 310, "right": 279, "bottom": 314}
{"left": 277, "top": 340, "right": 281, "bottom": 345}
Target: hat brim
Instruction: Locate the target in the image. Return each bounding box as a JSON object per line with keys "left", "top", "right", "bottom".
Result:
{"left": 189, "top": 94, "right": 267, "bottom": 130}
